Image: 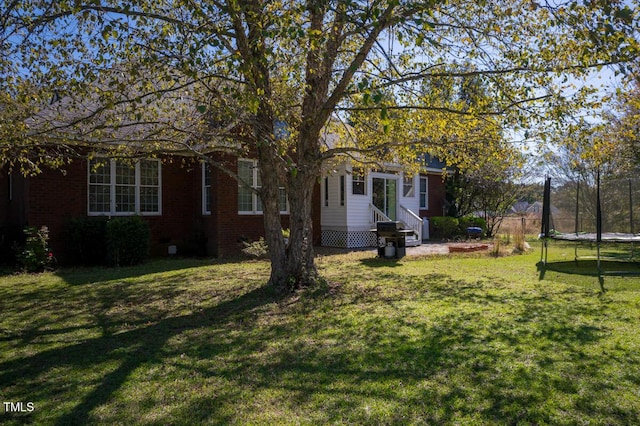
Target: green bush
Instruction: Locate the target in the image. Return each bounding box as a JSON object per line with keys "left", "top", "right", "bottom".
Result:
{"left": 64, "top": 217, "right": 109, "bottom": 266}
{"left": 430, "top": 216, "right": 460, "bottom": 239}
{"left": 106, "top": 216, "right": 150, "bottom": 266}
{"left": 16, "top": 226, "right": 55, "bottom": 272}
{"left": 458, "top": 216, "right": 487, "bottom": 236}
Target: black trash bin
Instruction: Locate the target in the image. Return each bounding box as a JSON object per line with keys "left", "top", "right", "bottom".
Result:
{"left": 375, "top": 221, "right": 409, "bottom": 259}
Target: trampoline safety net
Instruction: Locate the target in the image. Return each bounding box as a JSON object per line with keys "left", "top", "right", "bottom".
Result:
{"left": 544, "top": 173, "right": 640, "bottom": 239}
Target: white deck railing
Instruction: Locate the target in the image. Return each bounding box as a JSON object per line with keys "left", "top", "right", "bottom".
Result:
{"left": 370, "top": 204, "right": 391, "bottom": 225}
{"left": 370, "top": 204, "right": 422, "bottom": 242}
{"left": 399, "top": 204, "right": 422, "bottom": 242}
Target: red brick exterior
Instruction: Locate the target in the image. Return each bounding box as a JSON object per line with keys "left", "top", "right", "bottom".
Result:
{"left": 1, "top": 155, "right": 321, "bottom": 263}
{"left": 418, "top": 171, "right": 447, "bottom": 219}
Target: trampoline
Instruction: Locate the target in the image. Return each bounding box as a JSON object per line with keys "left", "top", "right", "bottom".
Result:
{"left": 540, "top": 170, "right": 640, "bottom": 276}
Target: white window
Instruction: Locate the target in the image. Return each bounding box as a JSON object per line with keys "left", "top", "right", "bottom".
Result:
{"left": 419, "top": 176, "right": 428, "bottom": 209}
{"left": 238, "top": 159, "right": 288, "bottom": 214}
{"left": 88, "top": 158, "right": 161, "bottom": 215}
{"left": 202, "top": 163, "right": 211, "bottom": 215}
{"left": 352, "top": 167, "right": 366, "bottom": 195}
{"left": 403, "top": 175, "right": 415, "bottom": 197}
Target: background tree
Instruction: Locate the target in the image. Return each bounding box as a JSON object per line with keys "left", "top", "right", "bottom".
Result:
{"left": 2, "top": 0, "right": 639, "bottom": 292}
{"left": 445, "top": 147, "right": 531, "bottom": 238}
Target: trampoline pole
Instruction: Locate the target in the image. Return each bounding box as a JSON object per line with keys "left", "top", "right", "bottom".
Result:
{"left": 596, "top": 169, "right": 602, "bottom": 276}
{"left": 630, "top": 179, "right": 634, "bottom": 234}
{"left": 630, "top": 179, "right": 635, "bottom": 260}
{"left": 575, "top": 180, "right": 580, "bottom": 262}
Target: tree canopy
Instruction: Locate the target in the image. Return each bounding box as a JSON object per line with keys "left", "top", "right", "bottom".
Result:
{"left": 2, "top": 0, "right": 639, "bottom": 290}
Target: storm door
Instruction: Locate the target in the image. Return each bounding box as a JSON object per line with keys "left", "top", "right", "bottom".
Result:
{"left": 372, "top": 177, "right": 397, "bottom": 220}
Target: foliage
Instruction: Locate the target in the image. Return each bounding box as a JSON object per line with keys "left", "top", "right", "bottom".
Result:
{"left": 2, "top": 0, "right": 639, "bottom": 290}
{"left": 446, "top": 152, "right": 533, "bottom": 238}
{"left": 458, "top": 216, "right": 487, "bottom": 233}
{"left": 15, "top": 226, "right": 54, "bottom": 272}
{"left": 105, "top": 217, "right": 150, "bottom": 267}
{"left": 431, "top": 216, "right": 487, "bottom": 239}
{"left": 63, "top": 217, "right": 109, "bottom": 266}
{"left": 241, "top": 237, "right": 270, "bottom": 259}
{"left": 598, "top": 73, "right": 640, "bottom": 172}
{"left": 430, "top": 216, "right": 461, "bottom": 239}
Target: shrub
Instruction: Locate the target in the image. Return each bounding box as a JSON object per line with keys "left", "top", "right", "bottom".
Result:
{"left": 106, "top": 216, "right": 150, "bottom": 266}
{"left": 458, "top": 216, "right": 487, "bottom": 236}
{"left": 458, "top": 216, "right": 486, "bottom": 231}
{"left": 16, "top": 226, "right": 55, "bottom": 272}
{"left": 430, "top": 216, "right": 460, "bottom": 239}
{"left": 64, "top": 217, "right": 109, "bottom": 265}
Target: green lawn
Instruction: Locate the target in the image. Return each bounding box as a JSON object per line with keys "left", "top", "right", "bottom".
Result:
{"left": 1, "top": 242, "right": 640, "bottom": 425}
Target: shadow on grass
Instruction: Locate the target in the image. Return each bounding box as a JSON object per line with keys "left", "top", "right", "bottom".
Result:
{"left": 358, "top": 257, "right": 405, "bottom": 268}
{"left": 538, "top": 260, "right": 640, "bottom": 283}
{"left": 53, "top": 257, "right": 236, "bottom": 286}
{"left": 0, "top": 282, "right": 281, "bottom": 425}
{"left": 1, "top": 262, "right": 639, "bottom": 424}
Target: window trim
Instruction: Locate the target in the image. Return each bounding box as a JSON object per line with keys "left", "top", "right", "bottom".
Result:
{"left": 88, "top": 158, "right": 162, "bottom": 216}
{"left": 419, "top": 176, "right": 428, "bottom": 209}
{"left": 324, "top": 177, "right": 329, "bottom": 207}
{"left": 403, "top": 175, "right": 415, "bottom": 198}
{"left": 202, "top": 163, "right": 211, "bottom": 215}
{"left": 352, "top": 167, "right": 366, "bottom": 195}
{"left": 238, "top": 158, "right": 289, "bottom": 215}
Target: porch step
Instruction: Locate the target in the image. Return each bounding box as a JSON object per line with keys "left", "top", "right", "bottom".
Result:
{"left": 405, "top": 235, "right": 421, "bottom": 247}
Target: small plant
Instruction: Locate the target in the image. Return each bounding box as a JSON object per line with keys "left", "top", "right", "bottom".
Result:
{"left": 242, "top": 237, "right": 269, "bottom": 258}
{"left": 513, "top": 229, "right": 526, "bottom": 253}
{"left": 489, "top": 238, "right": 502, "bottom": 257}
{"left": 16, "top": 226, "right": 55, "bottom": 272}
{"left": 501, "top": 232, "right": 511, "bottom": 245}
{"left": 282, "top": 228, "right": 290, "bottom": 239}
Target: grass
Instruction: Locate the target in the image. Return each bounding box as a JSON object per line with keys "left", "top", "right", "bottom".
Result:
{"left": 1, "top": 243, "right": 640, "bottom": 425}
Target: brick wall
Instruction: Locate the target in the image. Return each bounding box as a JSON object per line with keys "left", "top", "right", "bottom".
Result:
{"left": 26, "top": 161, "right": 86, "bottom": 261}
{"left": 419, "top": 172, "right": 446, "bottom": 219}
{"left": 15, "top": 155, "right": 322, "bottom": 262}
{"left": 208, "top": 154, "right": 321, "bottom": 257}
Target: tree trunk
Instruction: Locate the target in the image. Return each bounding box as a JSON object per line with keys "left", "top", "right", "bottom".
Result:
{"left": 261, "top": 163, "right": 320, "bottom": 293}
{"left": 258, "top": 141, "right": 321, "bottom": 293}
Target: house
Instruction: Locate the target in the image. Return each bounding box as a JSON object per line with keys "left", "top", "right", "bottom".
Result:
{"left": 320, "top": 155, "right": 447, "bottom": 248}
{"left": 1, "top": 96, "right": 447, "bottom": 262}
{"left": 0, "top": 153, "right": 320, "bottom": 262}
{"left": 1, "top": 148, "right": 448, "bottom": 262}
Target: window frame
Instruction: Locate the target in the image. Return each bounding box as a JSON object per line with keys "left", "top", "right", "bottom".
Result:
{"left": 352, "top": 167, "right": 366, "bottom": 195}
{"left": 202, "top": 162, "right": 212, "bottom": 215}
{"left": 238, "top": 158, "right": 288, "bottom": 215}
{"left": 88, "top": 158, "right": 162, "bottom": 216}
{"left": 403, "top": 175, "right": 415, "bottom": 197}
{"left": 324, "top": 177, "right": 329, "bottom": 207}
{"left": 419, "top": 176, "right": 428, "bottom": 209}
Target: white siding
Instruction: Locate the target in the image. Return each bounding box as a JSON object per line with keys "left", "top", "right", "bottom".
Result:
{"left": 321, "top": 164, "right": 422, "bottom": 233}
{"left": 321, "top": 162, "right": 347, "bottom": 228}
{"left": 345, "top": 163, "right": 372, "bottom": 230}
